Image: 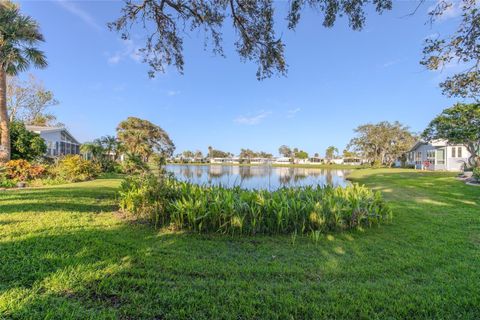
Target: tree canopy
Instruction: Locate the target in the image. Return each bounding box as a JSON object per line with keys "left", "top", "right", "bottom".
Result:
{"left": 109, "top": 0, "right": 392, "bottom": 79}
{"left": 116, "top": 117, "right": 175, "bottom": 161}
{"left": 7, "top": 74, "right": 59, "bottom": 125}
{"left": 10, "top": 121, "right": 46, "bottom": 160}
{"left": 0, "top": 1, "right": 47, "bottom": 162}
{"left": 348, "top": 121, "right": 416, "bottom": 166}
{"left": 278, "top": 145, "right": 292, "bottom": 157}
{"left": 325, "top": 146, "right": 338, "bottom": 160}
{"left": 423, "top": 103, "right": 480, "bottom": 167}
{"left": 421, "top": 0, "right": 480, "bottom": 100}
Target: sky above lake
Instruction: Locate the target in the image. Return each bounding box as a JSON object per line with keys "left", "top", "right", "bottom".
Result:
{"left": 18, "top": 0, "right": 465, "bottom": 156}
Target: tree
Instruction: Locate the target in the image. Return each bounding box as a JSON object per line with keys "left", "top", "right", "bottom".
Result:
{"left": 423, "top": 103, "right": 480, "bottom": 167}
{"left": 295, "top": 150, "right": 309, "bottom": 159}
{"left": 421, "top": 0, "right": 480, "bottom": 100}
{"left": 342, "top": 149, "right": 357, "bottom": 158}
{"left": 314, "top": 153, "right": 319, "bottom": 158}
{"left": 194, "top": 150, "right": 203, "bottom": 159}
{"left": 240, "top": 148, "right": 256, "bottom": 159}
{"left": 278, "top": 145, "right": 292, "bottom": 157}
{"left": 98, "top": 135, "right": 119, "bottom": 159}
{"left": 182, "top": 150, "right": 194, "bottom": 158}
{"left": 7, "top": 74, "right": 59, "bottom": 124}
{"left": 209, "top": 148, "right": 230, "bottom": 158}
{"left": 0, "top": 2, "right": 47, "bottom": 162}
{"left": 207, "top": 146, "right": 213, "bottom": 158}
{"left": 348, "top": 121, "right": 416, "bottom": 166}
{"left": 325, "top": 146, "right": 338, "bottom": 160}
{"left": 257, "top": 151, "right": 273, "bottom": 159}
{"left": 116, "top": 117, "right": 175, "bottom": 161}
{"left": 10, "top": 121, "right": 46, "bottom": 160}
{"left": 109, "top": 0, "right": 392, "bottom": 80}
{"left": 80, "top": 142, "right": 104, "bottom": 161}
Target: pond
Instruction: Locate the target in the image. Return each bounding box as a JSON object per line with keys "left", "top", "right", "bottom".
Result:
{"left": 165, "top": 164, "right": 352, "bottom": 190}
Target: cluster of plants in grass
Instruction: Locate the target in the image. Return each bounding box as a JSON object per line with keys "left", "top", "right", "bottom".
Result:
{"left": 118, "top": 173, "right": 392, "bottom": 235}
{"left": 0, "top": 155, "right": 102, "bottom": 188}
{"left": 473, "top": 167, "right": 480, "bottom": 183}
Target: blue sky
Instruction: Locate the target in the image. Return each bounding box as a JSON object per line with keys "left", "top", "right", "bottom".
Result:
{"left": 18, "top": 0, "right": 464, "bottom": 156}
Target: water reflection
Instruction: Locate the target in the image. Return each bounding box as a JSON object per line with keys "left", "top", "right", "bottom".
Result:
{"left": 165, "top": 165, "right": 351, "bottom": 190}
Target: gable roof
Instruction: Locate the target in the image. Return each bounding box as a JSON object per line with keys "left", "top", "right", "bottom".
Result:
{"left": 26, "top": 125, "right": 80, "bottom": 145}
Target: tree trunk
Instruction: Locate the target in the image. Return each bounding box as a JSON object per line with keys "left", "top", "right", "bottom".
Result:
{"left": 466, "top": 142, "right": 479, "bottom": 168}
{"left": 0, "top": 70, "right": 10, "bottom": 163}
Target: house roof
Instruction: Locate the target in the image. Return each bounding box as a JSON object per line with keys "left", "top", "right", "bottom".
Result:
{"left": 26, "top": 125, "right": 80, "bottom": 145}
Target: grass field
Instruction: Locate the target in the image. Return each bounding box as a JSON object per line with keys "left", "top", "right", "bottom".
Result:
{"left": 1, "top": 169, "right": 479, "bottom": 319}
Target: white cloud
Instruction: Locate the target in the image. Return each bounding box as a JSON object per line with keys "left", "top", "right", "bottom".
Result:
{"left": 287, "top": 107, "right": 301, "bottom": 118}
{"left": 234, "top": 111, "right": 272, "bottom": 125}
{"left": 107, "top": 40, "right": 142, "bottom": 65}
{"left": 167, "top": 90, "right": 181, "bottom": 96}
{"left": 55, "top": 0, "right": 102, "bottom": 31}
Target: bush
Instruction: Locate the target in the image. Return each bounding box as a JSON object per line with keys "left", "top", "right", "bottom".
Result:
{"left": 4, "top": 159, "right": 46, "bottom": 181}
{"left": 473, "top": 167, "right": 480, "bottom": 182}
{"left": 121, "top": 154, "right": 149, "bottom": 174}
{"left": 119, "top": 174, "right": 392, "bottom": 235}
{"left": 54, "top": 155, "right": 101, "bottom": 182}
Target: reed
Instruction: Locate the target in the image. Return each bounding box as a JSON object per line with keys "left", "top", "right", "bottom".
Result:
{"left": 118, "top": 174, "right": 392, "bottom": 235}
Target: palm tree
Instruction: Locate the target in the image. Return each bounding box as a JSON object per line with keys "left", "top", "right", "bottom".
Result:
{"left": 99, "top": 135, "right": 118, "bottom": 159}
{"left": 0, "top": 2, "right": 47, "bottom": 162}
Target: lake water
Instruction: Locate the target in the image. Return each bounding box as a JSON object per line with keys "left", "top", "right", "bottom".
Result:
{"left": 165, "top": 165, "right": 352, "bottom": 190}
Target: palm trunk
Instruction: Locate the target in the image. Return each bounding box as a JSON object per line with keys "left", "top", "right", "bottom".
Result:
{"left": 0, "top": 70, "right": 10, "bottom": 163}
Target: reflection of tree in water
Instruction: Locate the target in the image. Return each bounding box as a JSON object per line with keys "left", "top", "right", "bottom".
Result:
{"left": 278, "top": 167, "right": 294, "bottom": 185}
{"left": 180, "top": 166, "right": 193, "bottom": 179}
{"left": 194, "top": 166, "right": 203, "bottom": 178}
{"left": 325, "top": 170, "right": 333, "bottom": 186}
{"left": 208, "top": 165, "right": 227, "bottom": 178}
{"left": 292, "top": 168, "right": 308, "bottom": 183}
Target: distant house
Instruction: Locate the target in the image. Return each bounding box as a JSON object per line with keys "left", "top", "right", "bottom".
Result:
{"left": 406, "top": 140, "right": 471, "bottom": 171}
{"left": 274, "top": 157, "right": 291, "bottom": 164}
{"left": 26, "top": 125, "right": 80, "bottom": 157}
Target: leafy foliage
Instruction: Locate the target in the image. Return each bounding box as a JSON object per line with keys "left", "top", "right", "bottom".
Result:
{"left": 422, "top": 0, "right": 480, "bottom": 99}
{"left": 54, "top": 155, "right": 101, "bottom": 182}
{"left": 473, "top": 167, "right": 480, "bottom": 181}
{"left": 9, "top": 121, "right": 46, "bottom": 160}
{"left": 117, "top": 117, "right": 175, "bottom": 161}
{"left": 278, "top": 145, "right": 292, "bottom": 157}
{"left": 3, "top": 159, "right": 46, "bottom": 181}
{"left": 423, "top": 103, "right": 480, "bottom": 167}
{"left": 0, "top": 1, "right": 47, "bottom": 162}
{"left": 109, "top": 0, "right": 391, "bottom": 79}
{"left": 325, "top": 146, "right": 338, "bottom": 160}
{"left": 348, "top": 121, "right": 416, "bottom": 166}
{"left": 119, "top": 174, "right": 392, "bottom": 235}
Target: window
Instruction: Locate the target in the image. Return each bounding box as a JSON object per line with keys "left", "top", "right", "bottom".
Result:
{"left": 458, "top": 147, "right": 462, "bottom": 158}
{"left": 415, "top": 151, "right": 422, "bottom": 164}
{"left": 436, "top": 148, "right": 445, "bottom": 165}
{"left": 451, "top": 147, "right": 456, "bottom": 158}
{"left": 426, "top": 150, "right": 436, "bottom": 166}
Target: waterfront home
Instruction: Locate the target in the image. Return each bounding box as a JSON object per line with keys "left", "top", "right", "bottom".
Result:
{"left": 249, "top": 157, "right": 273, "bottom": 164}
{"left": 406, "top": 140, "right": 471, "bottom": 171}
{"left": 210, "top": 157, "right": 240, "bottom": 164}
{"left": 274, "top": 157, "right": 291, "bottom": 164}
{"left": 26, "top": 125, "right": 80, "bottom": 157}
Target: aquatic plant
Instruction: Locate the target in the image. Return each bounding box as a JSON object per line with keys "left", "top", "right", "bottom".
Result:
{"left": 119, "top": 174, "right": 392, "bottom": 235}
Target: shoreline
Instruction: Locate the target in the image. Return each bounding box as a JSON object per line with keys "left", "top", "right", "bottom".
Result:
{"left": 166, "top": 162, "right": 365, "bottom": 170}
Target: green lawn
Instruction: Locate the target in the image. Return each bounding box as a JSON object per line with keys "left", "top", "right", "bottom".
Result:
{"left": 0, "top": 169, "right": 479, "bottom": 319}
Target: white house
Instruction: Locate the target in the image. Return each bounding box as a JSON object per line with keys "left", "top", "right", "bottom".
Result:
{"left": 274, "top": 157, "right": 291, "bottom": 164}
{"left": 26, "top": 125, "right": 81, "bottom": 157}
{"left": 406, "top": 140, "right": 471, "bottom": 171}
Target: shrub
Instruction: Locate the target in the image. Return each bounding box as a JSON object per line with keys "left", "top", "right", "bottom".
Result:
{"left": 119, "top": 174, "right": 392, "bottom": 235}
{"left": 121, "top": 154, "right": 149, "bottom": 174}
{"left": 54, "top": 155, "right": 101, "bottom": 182}
{"left": 4, "top": 159, "right": 46, "bottom": 181}
{"left": 473, "top": 167, "right": 480, "bottom": 182}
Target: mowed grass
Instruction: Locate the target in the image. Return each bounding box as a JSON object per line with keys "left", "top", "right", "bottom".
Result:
{"left": 0, "top": 169, "right": 479, "bottom": 319}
